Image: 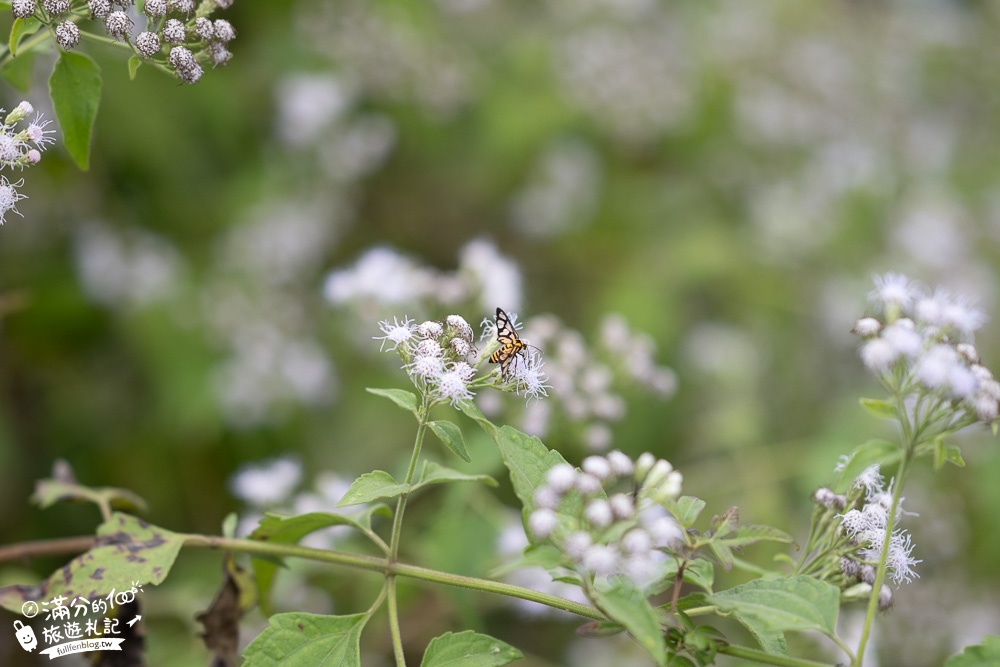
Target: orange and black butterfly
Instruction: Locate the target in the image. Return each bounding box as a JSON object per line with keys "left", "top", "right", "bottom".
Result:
{"left": 489, "top": 307, "right": 536, "bottom": 379}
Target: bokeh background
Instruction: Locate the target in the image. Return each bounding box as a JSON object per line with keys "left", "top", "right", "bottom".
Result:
{"left": 2, "top": 1, "right": 1000, "bottom": 665}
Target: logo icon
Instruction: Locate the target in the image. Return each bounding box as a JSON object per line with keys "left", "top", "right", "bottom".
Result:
{"left": 13, "top": 620, "right": 37, "bottom": 652}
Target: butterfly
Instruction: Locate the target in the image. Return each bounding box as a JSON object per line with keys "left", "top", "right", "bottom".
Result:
{"left": 489, "top": 307, "right": 535, "bottom": 379}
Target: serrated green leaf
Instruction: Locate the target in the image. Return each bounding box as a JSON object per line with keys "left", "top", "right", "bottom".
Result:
{"left": 249, "top": 508, "right": 390, "bottom": 615}
{"left": 9, "top": 17, "right": 41, "bottom": 58}
{"left": 945, "top": 635, "right": 1000, "bottom": 667}
{"left": 32, "top": 478, "right": 148, "bottom": 513}
{"left": 491, "top": 425, "right": 584, "bottom": 521}
{"left": 366, "top": 387, "right": 419, "bottom": 415}
{"left": 859, "top": 397, "right": 897, "bottom": 421}
{"left": 242, "top": 612, "right": 366, "bottom": 666}
{"left": 420, "top": 630, "right": 523, "bottom": 667}
{"left": 708, "top": 541, "right": 734, "bottom": 571}
{"left": 428, "top": 420, "right": 471, "bottom": 462}
{"left": 834, "top": 439, "right": 901, "bottom": 492}
{"left": 413, "top": 461, "right": 497, "bottom": 492}
{"left": 49, "top": 51, "right": 101, "bottom": 171}
{"left": 652, "top": 558, "right": 715, "bottom": 596}
{"left": 1, "top": 48, "right": 36, "bottom": 92}
{"left": 591, "top": 578, "right": 667, "bottom": 666}
{"left": 668, "top": 496, "right": 707, "bottom": 527}
{"left": 708, "top": 576, "right": 840, "bottom": 638}
{"left": 682, "top": 559, "right": 714, "bottom": 593}
{"left": 718, "top": 524, "right": 794, "bottom": 549}
{"left": 337, "top": 471, "right": 409, "bottom": 507}
{"left": 0, "top": 513, "right": 182, "bottom": 613}
{"left": 709, "top": 506, "right": 739, "bottom": 538}
{"left": 128, "top": 55, "right": 142, "bottom": 80}
{"left": 742, "top": 621, "right": 789, "bottom": 656}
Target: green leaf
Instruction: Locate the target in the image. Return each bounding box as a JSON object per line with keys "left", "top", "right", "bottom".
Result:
{"left": 0, "top": 512, "right": 183, "bottom": 613}
{"left": 420, "top": 630, "right": 523, "bottom": 667}
{"left": 709, "top": 506, "right": 739, "bottom": 538}
{"left": 492, "top": 426, "right": 573, "bottom": 515}
{"left": 708, "top": 576, "right": 840, "bottom": 640}
{"left": 932, "top": 438, "right": 965, "bottom": 471}
{"left": 32, "top": 478, "right": 148, "bottom": 513}
{"left": 945, "top": 636, "right": 1000, "bottom": 667}
{"left": 681, "top": 559, "right": 715, "bottom": 593}
{"left": 9, "top": 17, "right": 41, "bottom": 58}
{"left": 249, "top": 509, "right": 390, "bottom": 615}
{"left": 49, "top": 52, "right": 102, "bottom": 171}
{"left": 859, "top": 397, "right": 898, "bottom": 421}
{"left": 128, "top": 55, "right": 142, "bottom": 80}
{"left": 1, "top": 48, "right": 36, "bottom": 92}
{"left": 718, "top": 524, "right": 794, "bottom": 549}
{"left": 428, "top": 420, "right": 471, "bottom": 462}
{"left": 591, "top": 578, "right": 667, "bottom": 666}
{"left": 652, "top": 558, "right": 715, "bottom": 595}
{"left": 242, "top": 613, "right": 366, "bottom": 667}
{"left": 667, "top": 496, "right": 707, "bottom": 527}
{"left": 366, "top": 387, "right": 418, "bottom": 415}
{"left": 708, "top": 541, "right": 734, "bottom": 571}
{"left": 742, "top": 622, "right": 789, "bottom": 656}
{"left": 834, "top": 439, "right": 901, "bottom": 492}
{"left": 413, "top": 461, "right": 497, "bottom": 492}
{"left": 337, "top": 471, "right": 409, "bottom": 507}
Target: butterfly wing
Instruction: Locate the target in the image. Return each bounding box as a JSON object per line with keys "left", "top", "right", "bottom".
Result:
{"left": 494, "top": 307, "right": 520, "bottom": 347}
{"left": 493, "top": 307, "right": 523, "bottom": 379}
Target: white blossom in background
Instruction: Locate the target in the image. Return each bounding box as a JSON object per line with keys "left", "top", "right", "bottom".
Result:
{"left": 230, "top": 456, "right": 303, "bottom": 508}
{"left": 301, "top": 0, "right": 475, "bottom": 118}
{"left": 324, "top": 246, "right": 443, "bottom": 307}
{"left": 555, "top": 23, "right": 691, "bottom": 145}
{"left": 319, "top": 113, "right": 397, "bottom": 183}
{"left": 521, "top": 452, "right": 684, "bottom": 592}
{"left": 213, "top": 325, "right": 335, "bottom": 427}
{"left": 509, "top": 138, "right": 602, "bottom": 238}
{"left": 276, "top": 73, "right": 357, "bottom": 147}
{"left": 459, "top": 239, "right": 523, "bottom": 315}
{"left": 74, "top": 222, "right": 183, "bottom": 308}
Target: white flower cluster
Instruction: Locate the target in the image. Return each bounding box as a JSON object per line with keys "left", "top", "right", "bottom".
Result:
{"left": 527, "top": 452, "right": 684, "bottom": 590}
{"left": 479, "top": 312, "right": 676, "bottom": 451}
{"left": 0, "top": 102, "right": 55, "bottom": 224}
{"left": 376, "top": 314, "right": 483, "bottom": 406}
{"left": 324, "top": 240, "right": 518, "bottom": 315}
{"left": 855, "top": 273, "right": 999, "bottom": 423}
{"left": 14, "top": 0, "right": 236, "bottom": 84}
{"left": 838, "top": 465, "right": 921, "bottom": 588}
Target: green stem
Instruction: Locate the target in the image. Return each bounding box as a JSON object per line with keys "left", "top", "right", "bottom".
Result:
{"left": 851, "top": 448, "right": 912, "bottom": 666}
{"left": 386, "top": 394, "right": 430, "bottom": 667}
{"left": 719, "top": 645, "right": 838, "bottom": 667}
{"left": 181, "top": 534, "right": 604, "bottom": 620}
{"left": 386, "top": 575, "right": 406, "bottom": 666}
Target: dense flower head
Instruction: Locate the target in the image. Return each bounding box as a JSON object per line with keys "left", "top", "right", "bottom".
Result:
{"left": 837, "top": 466, "right": 921, "bottom": 588}
{"left": 855, "top": 273, "right": 998, "bottom": 425}
{"left": 12, "top": 0, "right": 36, "bottom": 19}
{"left": 524, "top": 452, "right": 684, "bottom": 591}
{"left": 54, "top": 20, "right": 79, "bottom": 49}
{"left": 376, "top": 313, "right": 495, "bottom": 409}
